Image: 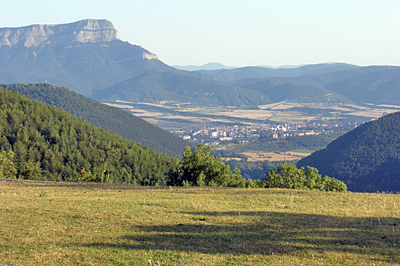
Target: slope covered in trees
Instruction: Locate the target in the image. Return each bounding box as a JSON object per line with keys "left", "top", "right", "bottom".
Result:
{"left": 3, "top": 83, "right": 190, "bottom": 158}
{"left": 297, "top": 112, "right": 400, "bottom": 192}
{"left": 0, "top": 87, "right": 176, "bottom": 185}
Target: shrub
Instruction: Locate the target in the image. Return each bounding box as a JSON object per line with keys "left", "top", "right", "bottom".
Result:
{"left": 259, "top": 163, "right": 347, "bottom": 192}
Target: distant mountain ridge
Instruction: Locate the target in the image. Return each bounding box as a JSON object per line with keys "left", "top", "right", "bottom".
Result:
{"left": 196, "top": 63, "right": 360, "bottom": 80}
{"left": 172, "top": 62, "right": 236, "bottom": 71}
{"left": 1, "top": 19, "right": 400, "bottom": 108}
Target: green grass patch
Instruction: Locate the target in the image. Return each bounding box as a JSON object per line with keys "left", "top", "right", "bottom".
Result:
{"left": 0, "top": 179, "right": 399, "bottom": 265}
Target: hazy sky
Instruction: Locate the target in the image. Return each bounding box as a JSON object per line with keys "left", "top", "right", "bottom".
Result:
{"left": 2, "top": 0, "right": 399, "bottom": 67}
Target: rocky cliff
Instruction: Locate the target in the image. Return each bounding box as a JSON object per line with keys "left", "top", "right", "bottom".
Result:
{"left": 0, "top": 19, "right": 167, "bottom": 96}
{"left": 0, "top": 19, "right": 120, "bottom": 48}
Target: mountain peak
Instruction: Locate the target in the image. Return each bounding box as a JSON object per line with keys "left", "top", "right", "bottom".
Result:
{"left": 0, "top": 19, "right": 120, "bottom": 48}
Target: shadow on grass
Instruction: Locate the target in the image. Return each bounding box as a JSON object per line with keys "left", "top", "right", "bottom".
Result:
{"left": 85, "top": 211, "right": 399, "bottom": 260}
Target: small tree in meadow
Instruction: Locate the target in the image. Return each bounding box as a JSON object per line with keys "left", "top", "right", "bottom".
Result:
{"left": 168, "top": 143, "right": 245, "bottom": 187}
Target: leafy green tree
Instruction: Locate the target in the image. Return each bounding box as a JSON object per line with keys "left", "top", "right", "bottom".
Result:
{"left": 0, "top": 150, "right": 17, "bottom": 179}
{"left": 19, "top": 160, "right": 42, "bottom": 180}
{"left": 168, "top": 143, "right": 246, "bottom": 187}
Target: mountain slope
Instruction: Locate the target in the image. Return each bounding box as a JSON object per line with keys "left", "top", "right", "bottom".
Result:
{"left": 0, "top": 87, "right": 175, "bottom": 184}
{"left": 234, "top": 65, "right": 400, "bottom": 105}
{"left": 3, "top": 83, "right": 191, "bottom": 158}
{"left": 322, "top": 67, "right": 400, "bottom": 104}
{"left": 94, "top": 71, "right": 272, "bottom": 107}
{"left": 2, "top": 20, "right": 400, "bottom": 108}
{"left": 0, "top": 19, "right": 270, "bottom": 107}
{"left": 0, "top": 19, "right": 173, "bottom": 96}
{"left": 242, "top": 82, "right": 351, "bottom": 104}
{"left": 297, "top": 112, "right": 400, "bottom": 192}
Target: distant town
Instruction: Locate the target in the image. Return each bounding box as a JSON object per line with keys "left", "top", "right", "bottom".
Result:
{"left": 173, "top": 120, "right": 364, "bottom": 145}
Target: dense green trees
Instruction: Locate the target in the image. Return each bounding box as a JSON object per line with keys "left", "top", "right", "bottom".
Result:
{"left": 298, "top": 112, "right": 400, "bottom": 192}
{"left": 166, "top": 144, "right": 346, "bottom": 191}
{"left": 0, "top": 87, "right": 175, "bottom": 184}
{"left": 168, "top": 143, "right": 245, "bottom": 187}
{"left": 256, "top": 163, "right": 347, "bottom": 192}
{"left": 4, "top": 83, "right": 190, "bottom": 158}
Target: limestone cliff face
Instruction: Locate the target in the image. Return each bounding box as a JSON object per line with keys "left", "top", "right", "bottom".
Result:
{"left": 0, "top": 19, "right": 120, "bottom": 48}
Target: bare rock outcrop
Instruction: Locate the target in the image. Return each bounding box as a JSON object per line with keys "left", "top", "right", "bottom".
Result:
{"left": 0, "top": 19, "right": 120, "bottom": 48}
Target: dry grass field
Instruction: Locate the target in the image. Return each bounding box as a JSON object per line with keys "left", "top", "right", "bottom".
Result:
{"left": 241, "top": 152, "right": 310, "bottom": 162}
{"left": 1, "top": 179, "right": 398, "bottom": 265}
{"left": 212, "top": 110, "right": 274, "bottom": 121}
{"left": 102, "top": 100, "right": 400, "bottom": 130}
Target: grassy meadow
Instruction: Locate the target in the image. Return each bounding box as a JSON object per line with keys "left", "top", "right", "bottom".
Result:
{"left": 0, "top": 179, "right": 399, "bottom": 265}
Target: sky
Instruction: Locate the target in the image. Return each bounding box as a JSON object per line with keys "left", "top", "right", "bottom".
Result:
{"left": 1, "top": 0, "right": 399, "bottom": 67}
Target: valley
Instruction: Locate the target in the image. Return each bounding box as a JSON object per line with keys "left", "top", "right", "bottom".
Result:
{"left": 103, "top": 99, "right": 400, "bottom": 153}
{"left": 103, "top": 99, "right": 400, "bottom": 180}
{"left": 1, "top": 19, "right": 400, "bottom": 192}
{"left": 104, "top": 100, "right": 399, "bottom": 130}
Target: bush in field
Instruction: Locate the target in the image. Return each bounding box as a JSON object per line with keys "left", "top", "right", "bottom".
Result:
{"left": 257, "top": 163, "right": 347, "bottom": 192}
{"left": 168, "top": 143, "right": 245, "bottom": 187}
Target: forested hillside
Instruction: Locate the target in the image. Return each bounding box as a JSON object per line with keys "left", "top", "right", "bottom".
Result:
{"left": 3, "top": 84, "right": 191, "bottom": 158}
{"left": 298, "top": 112, "right": 400, "bottom": 192}
{"left": 0, "top": 87, "right": 176, "bottom": 185}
